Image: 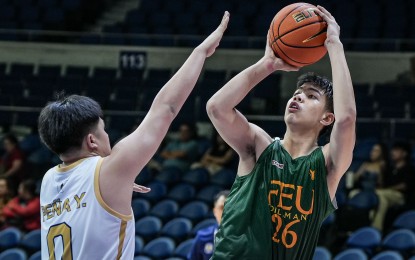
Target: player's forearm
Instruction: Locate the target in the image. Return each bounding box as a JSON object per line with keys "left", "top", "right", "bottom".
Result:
{"left": 207, "top": 58, "right": 272, "bottom": 116}
{"left": 151, "top": 48, "right": 207, "bottom": 118}
{"left": 327, "top": 39, "right": 356, "bottom": 124}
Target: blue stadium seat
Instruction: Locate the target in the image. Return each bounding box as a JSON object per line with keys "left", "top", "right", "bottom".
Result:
{"left": 195, "top": 185, "right": 222, "bottom": 205}
{"left": 348, "top": 190, "right": 378, "bottom": 209}
{"left": 191, "top": 218, "right": 217, "bottom": 235}
{"left": 167, "top": 183, "right": 196, "bottom": 205}
{"left": 0, "top": 227, "right": 23, "bottom": 249}
{"left": 135, "top": 236, "right": 144, "bottom": 256}
{"left": 174, "top": 238, "right": 194, "bottom": 259}
{"left": 161, "top": 217, "right": 193, "bottom": 242}
{"left": 182, "top": 168, "right": 210, "bottom": 187}
{"left": 135, "top": 216, "right": 162, "bottom": 241}
{"left": 137, "top": 181, "right": 167, "bottom": 203}
{"left": 393, "top": 210, "right": 415, "bottom": 231}
{"left": 0, "top": 248, "right": 27, "bottom": 260}
{"left": 346, "top": 227, "right": 381, "bottom": 256}
{"left": 134, "top": 166, "right": 153, "bottom": 186}
{"left": 179, "top": 201, "right": 209, "bottom": 224}
{"left": 209, "top": 169, "right": 236, "bottom": 188}
{"left": 134, "top": 256, "right": 152, "bottom": 260}
{"left": 313, "top": 246, "right": 332, "bottom": 260}
{"left": 42, "top": 7, "right": 65, "bottom": 29}
{"left": 336, "top": 190, "right": 378, "bottom": 232}
{"left": 28, "top": 250, "right": 41, "bottom": 260}
{"left": 372, "top": 250, "right": 403, "bottom": 260}
{"left": 334, "top": 248, "right": 368, "bottom": 260}
{"left": 382, "top": 229, "right": 415, "bottom": 254}
{"left": 154, "top": 166, "right": 183, "bottom": 185}
{"left": 131, "top": 198, "right": 151, "bottom": 219}
{"left": 142, "top": 237, "right": 175, "bottom": 259}
{"left": 149, "top": 199, "right": 179, "bottom": 223}
{"left": 20, "top": 229, "right": 41, "bottom": 253}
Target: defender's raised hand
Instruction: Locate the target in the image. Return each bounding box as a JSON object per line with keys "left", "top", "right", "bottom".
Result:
{"left": 196, "top": 11, "right": 230, "bottom": 57}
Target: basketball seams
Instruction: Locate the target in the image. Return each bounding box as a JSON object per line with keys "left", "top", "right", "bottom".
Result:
{"left": 271, "top": 3, "right": 307, "bottom": 44}
{"left": 273, "top": 41, "right": 310, "bottom": 66}
{"left": 269, "top": 2, "right": 328, "bottom": 67}
{"left": 279, "top": 21, "right": 327, "bottom": 48}
{"left": 277, "top": 3, "right": 320, "bottom": 41}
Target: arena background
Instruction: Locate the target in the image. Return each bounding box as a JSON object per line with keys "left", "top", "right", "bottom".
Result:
{"left": 0, "top": 0, "right": 414, "bottom": 259}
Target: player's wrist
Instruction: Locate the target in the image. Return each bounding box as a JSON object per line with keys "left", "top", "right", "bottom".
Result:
{"left": 326, "top": 36, "right": 342, "bottom": 49}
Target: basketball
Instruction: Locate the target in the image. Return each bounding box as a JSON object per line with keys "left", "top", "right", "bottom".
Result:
{"left": 269, "top": 2, "right": 327, "bottom": 67}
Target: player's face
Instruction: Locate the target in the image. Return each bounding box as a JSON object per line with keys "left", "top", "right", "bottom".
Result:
{"left": 0, "top": 179, "right": 8, "bottom": 196}
{"left": 92, "top": 118, "right": 112, "bottom": 157}
{"left": 370, "top": 144, "right": 382, "bottom": 161}
{"left": 284, "top": 83, "right": 328, "bottom": 129}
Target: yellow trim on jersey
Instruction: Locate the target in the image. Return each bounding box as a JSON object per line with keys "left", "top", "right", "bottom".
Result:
{"left": 116, "top": 220, "right": 127, "bottom": 260}
{"left": 94, "top": 158, "right": 132, "bottom": 221}
{"left": 56, "top": 158, "right": 87, "bottom": 172}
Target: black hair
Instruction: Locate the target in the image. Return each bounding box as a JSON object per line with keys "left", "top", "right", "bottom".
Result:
{"left": 3, "top": 133, "right": 19, "bottom": 146}
{"left": 21, "top": 179, "right": 37, "bottom": 196}
{"left": 392, "top": 141, "right": 412, "bottom": 162}
{"left": 38, "top": 93, "right": 103, "bottom": 155}
{"left": 180, "top": 122, "right": 198, "bottom": 140}
{"left": 296, "top": 72, "right": 334, "bottom": 138}
{"left": 213, "top": 190, "right": 230, "bottom": 206}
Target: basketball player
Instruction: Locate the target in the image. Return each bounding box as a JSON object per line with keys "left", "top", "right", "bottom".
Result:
{"left": 207, "top": 6, "right": 355, "bottom": 259}
{"left": 38, "top": 12, "right": 229, "bottom": 259}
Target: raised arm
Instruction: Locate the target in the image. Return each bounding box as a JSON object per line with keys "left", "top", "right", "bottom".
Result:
{"left": 316, "top": 6, "right": 357, "bottom": 198}
{"left": 100, "top": 12, "right": 229, "bottom": 212}
{"left": 206, "top": 34, "right": 297, "bottom": 174}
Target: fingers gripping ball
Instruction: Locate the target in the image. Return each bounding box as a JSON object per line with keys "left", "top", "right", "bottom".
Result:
{"left": 269, "top": 2, "right": 327, "bottom": 67}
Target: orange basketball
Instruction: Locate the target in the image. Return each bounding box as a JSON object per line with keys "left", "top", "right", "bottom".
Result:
{"left": 269, "top": 2, "right": 327, "bottom": 67}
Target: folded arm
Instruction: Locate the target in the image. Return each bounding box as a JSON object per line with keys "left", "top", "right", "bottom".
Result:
{"left": 207, "top": 34, "right": 297, "bottom": 175}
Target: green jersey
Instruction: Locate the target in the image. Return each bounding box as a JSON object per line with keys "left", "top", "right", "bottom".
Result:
{"left": 212, "top": 138, "right": 336, "bottom": 260}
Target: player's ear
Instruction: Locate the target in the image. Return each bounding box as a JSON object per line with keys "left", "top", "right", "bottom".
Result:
{"left": 320, "top": 112, "right": 334, "bottom": 126}
{"left": 86, "top": 133, "right": 98, "bottom": 150}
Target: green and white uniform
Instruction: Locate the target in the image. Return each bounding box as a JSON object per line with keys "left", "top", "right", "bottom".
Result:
{"left": 213, "top": 138, "right": 336, "bottom": 260}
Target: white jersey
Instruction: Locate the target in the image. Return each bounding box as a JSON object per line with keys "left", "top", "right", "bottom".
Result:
{"left": 40, "top": 156, "right": 135, "bottom": 260}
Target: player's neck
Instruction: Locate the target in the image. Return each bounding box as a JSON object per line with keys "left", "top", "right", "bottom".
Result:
{"left": 60, "top": 150, "right": 99, "bottom": 166}
{"left": 282, "top": 132, "right": 319, "bottom": 159}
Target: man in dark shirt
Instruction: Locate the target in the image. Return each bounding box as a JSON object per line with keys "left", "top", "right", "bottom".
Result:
{"left": 373, "top": 141, "right": 415, "bottom": 231}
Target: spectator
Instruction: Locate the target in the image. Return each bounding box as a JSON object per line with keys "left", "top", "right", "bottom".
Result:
{"left": 352, "top": 142, "right": 389, "bottom": 192}
{"left": 0, "top": 176, "right": 11, "bottom": 227}
{"left": 0, "top": 134, "right": 27, "bottom": 195}
{"left": 3, "top": 179, "right": 40, "bottom": 231}
{"left": 372, "top": 141, "right": 415, "bottom": 231}
{"left": 191, "top": 131, "right": 235, "bottom": 175}
{"left": 159, "top": 122, "right": 200, "bottom": 173}
{"left": 188, "top": 190, "right": 230, "bottom": 260}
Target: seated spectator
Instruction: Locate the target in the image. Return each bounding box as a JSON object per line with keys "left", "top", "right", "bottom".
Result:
{"left": 353, "top": 142, "right": 389, "bottom": 191}
{"left": 0, "top": 133, "right": 27, "bottom": 195}
{"left": 2, "top": 179, "right": 40, "bottom": 231}
{"left": 0, "top": 177, "right": 11, "bottom": 227}
{"left": 372, "top": 141, "right": 415, "bottom": 231}
{"left": 159, "top": 122, "right": 200, "bottom": 173}
{"left": 191, "top": 131, "right": 235, "bottom": 175}
{"left": 188, "top": 190, "right": 229, "bottom": 260}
